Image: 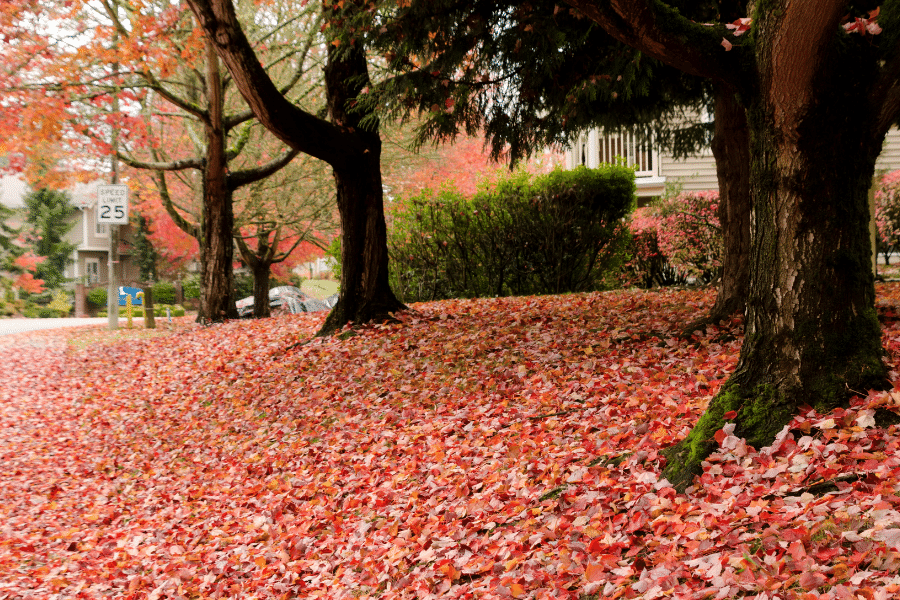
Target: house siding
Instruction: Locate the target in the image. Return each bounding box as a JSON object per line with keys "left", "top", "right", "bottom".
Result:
{"left": 568, "top": 126, "right": 900, "bottom": 195}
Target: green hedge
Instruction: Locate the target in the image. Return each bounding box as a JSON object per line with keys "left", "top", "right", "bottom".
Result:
{"left": 153, "top": 282, "right": 177, "bottom": 305}
{"left": 388, "top": 165, "right": 635, "bottom": 302}
{"left": 87, "top": 287, "right": 107, "bottom": 308}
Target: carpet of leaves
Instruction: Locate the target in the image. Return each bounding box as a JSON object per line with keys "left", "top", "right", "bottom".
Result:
{"left": 4, "top": 285, "right": 900, "bottom": 600}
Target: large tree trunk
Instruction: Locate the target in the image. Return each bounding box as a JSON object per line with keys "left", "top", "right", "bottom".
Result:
{"left": 317, "top": 45, "right": 405, "bottom": 336}
{"left": 663, "top": 13, "right": 890, "bottom": 490}
{"left": 709, "top": 85, "right": 750, "bottom": 321}
{"left": 686, "top": 84, "right": 750, "bottom": 331}
{"left": 198, "top": 40, "right": 238, "bottom": 323}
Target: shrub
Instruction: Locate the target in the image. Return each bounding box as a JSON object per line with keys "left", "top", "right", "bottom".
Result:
{"left": 87, "top": 287, "right": 107, "bottom": 308}
{"left": 144, "top": 304, "right": 186, "bottom": 318}
{"left": 47, "top": 290, "right": 72, "bottom": 315}
{"left": 325, "top": 237, "right": 342, "bottom": 281}
{"left": 182, "top": 276, "right": 201, "bottom": 300}
{"left": 624, "top": 191, "right": 721, "bottom": 287}
{"left": 28, "top": 290, "right": 54, "bottom": 306}
{"left": 153, "top": 281, "right": 177, "bottom": 305}
{"left": 38, "top": 307, "right": 65, "bottom": 318}
{"left": 388, "top": 165, "right": 635, "bottom": 302}
{"left": 623, "top": 208, "right": 688, "bottom": 288}
{"left": 876, "top": 170, "right": 900, "bottom": 264}
{"left": 234, "top": 272, "right": 254, "bottom": 299}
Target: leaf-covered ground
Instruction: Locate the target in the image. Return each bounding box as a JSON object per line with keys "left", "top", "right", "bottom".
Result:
{"left": 4, "top": 285, "right": 900, "bottom": 599}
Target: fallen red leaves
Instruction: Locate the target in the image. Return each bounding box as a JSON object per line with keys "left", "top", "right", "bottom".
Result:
{"left": 2, "top": 285, "right": 900, "bottom": 599}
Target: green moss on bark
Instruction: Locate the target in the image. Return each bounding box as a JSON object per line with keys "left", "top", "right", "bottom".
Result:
{"left": 663, "top": 306, "right": 888, "bottom": 493}
{"left": 662, "top": 383, "right": 793, "bottom": 491}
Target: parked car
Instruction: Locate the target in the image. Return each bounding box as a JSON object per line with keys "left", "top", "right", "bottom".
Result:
{"left": 235, "top": 286, "right": 331, "bottom": 318}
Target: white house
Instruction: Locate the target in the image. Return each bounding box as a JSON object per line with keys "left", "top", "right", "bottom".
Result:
{"left": 1, "top": 175, "right": 140, "bottom": 315}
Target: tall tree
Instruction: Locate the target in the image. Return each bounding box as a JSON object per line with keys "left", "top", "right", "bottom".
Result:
{"left": 99, "top": 0, "right": 318, "bottom": 322}
{"left": 560, "top": 0, "right": 896, "bottom": 489}
{"left": 233, "top": 153, "right": 337, "bottom": 318}
{"left": 185, "top": 0, "right": 406, "bottom": 335}
{"left": 22, "top": 188, "right": 77, "bottom": 289}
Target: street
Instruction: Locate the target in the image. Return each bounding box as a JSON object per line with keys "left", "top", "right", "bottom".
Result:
{"left": 0, "top": 317, "right": 112, "bottom": 336}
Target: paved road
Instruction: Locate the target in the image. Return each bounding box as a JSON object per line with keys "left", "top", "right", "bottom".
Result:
{"left": 0, "top": 317, "right": 113, "bottom": 336}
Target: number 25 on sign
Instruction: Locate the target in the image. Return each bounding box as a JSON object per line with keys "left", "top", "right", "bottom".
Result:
{"left": 97, "top": 184, "right": 129, "bottom": 224}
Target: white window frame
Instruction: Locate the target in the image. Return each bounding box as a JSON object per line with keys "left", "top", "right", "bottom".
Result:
{"left": 85, "top": 258, "right": 100, "bottom": 285}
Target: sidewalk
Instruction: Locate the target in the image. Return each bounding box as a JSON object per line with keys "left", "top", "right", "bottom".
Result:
{"left": 0, "top": 317, "right": 111, "bottom": 336}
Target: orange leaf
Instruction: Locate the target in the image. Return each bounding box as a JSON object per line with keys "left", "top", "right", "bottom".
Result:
{"left": 585, "top": 562, "right": 605, "bottom": 583}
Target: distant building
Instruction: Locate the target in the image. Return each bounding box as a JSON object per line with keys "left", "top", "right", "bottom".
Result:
{"left": 63, "top": 181, "right": 140, "bottom": 295}
{"left": 1, "top": 175, "right": 140, "bottom": 315}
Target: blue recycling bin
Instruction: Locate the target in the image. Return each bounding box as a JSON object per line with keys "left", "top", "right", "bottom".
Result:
{"left": 117, "top": 286, "right": 143, "bottom": 306}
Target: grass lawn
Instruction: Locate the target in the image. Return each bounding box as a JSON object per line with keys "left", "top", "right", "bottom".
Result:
{"left": 301, "top": 279, "right": 339, "bottom": 300}
{"left": 2, "top": 285, "right": 900, "bottom": 598}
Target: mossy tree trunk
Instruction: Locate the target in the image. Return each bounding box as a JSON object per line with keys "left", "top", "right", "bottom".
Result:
{"left": 662, "top": 9, "right": 890, "bottom": 490}
{"left": 563, "top": 0, "right": 900, "bottom": 491}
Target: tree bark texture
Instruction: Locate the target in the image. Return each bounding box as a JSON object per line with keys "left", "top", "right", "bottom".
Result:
{"left": 251, "top": 258, "right": 272, "bottom": 319}
{"left": 662, "top": 7, "right": 890, "bottom": 490}
{"left": 198, "top": 40, "right": 238, "bottom": 323}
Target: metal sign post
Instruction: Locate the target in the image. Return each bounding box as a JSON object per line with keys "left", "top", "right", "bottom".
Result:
{"left": 98, "top": 184, "right": 129, "bottom": 330}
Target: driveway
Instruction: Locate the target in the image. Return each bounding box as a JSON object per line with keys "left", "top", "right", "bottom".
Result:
{"left": 0, "top": 317, "right": 111, "bottom": 336}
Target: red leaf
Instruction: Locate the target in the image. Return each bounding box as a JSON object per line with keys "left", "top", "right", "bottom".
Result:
{"left": 799, "top": 571, "right": 827, "bottom": 590}
{"left": 724, "top": 410, "right": 738, "bottom": 419}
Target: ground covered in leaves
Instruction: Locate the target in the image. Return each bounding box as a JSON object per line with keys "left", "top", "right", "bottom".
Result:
{"left": 4, "top": 285, "right": 900, "bottom": 599}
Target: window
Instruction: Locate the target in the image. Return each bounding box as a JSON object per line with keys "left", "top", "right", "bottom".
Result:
{"left": 85, "top": 258, "right": 100, "bottom": 285}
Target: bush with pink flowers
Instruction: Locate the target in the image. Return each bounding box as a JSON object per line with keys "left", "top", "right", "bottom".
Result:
{"left": 875, "top": 170, "right": 900, "bottom": 266}
{"left": 625, "top": 191, "right": 722, "bottom": 287}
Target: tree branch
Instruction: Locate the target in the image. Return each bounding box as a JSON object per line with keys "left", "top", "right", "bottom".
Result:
{"left": 184, "top": 0, "right": 366, "bottom": 168}
{"left": 562, "top": 0, "right": 750, "bottom": 86}
{"left": 117, "top": 152, "right": 203, "bottom": 172}
{"left": 227, "top": 147, "right": 301, "bottom": 190}
{"left": 154, "top": 170, "right": 199, "bottom": 239}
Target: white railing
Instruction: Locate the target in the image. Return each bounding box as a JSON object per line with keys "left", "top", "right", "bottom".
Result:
{"left": 597, "top": 131, "right": 657, "bottom": 177}
{"left": 568, "top": 130, "right": 660, "bottom": 179}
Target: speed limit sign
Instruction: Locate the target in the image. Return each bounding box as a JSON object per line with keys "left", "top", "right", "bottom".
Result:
{"left": 97, "top": 184, "right": 129, "bottom": 224}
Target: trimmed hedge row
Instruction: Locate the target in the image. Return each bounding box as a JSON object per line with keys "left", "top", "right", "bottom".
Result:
{"left": 388, "top": 166, "right": 635, "bottom": 302}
